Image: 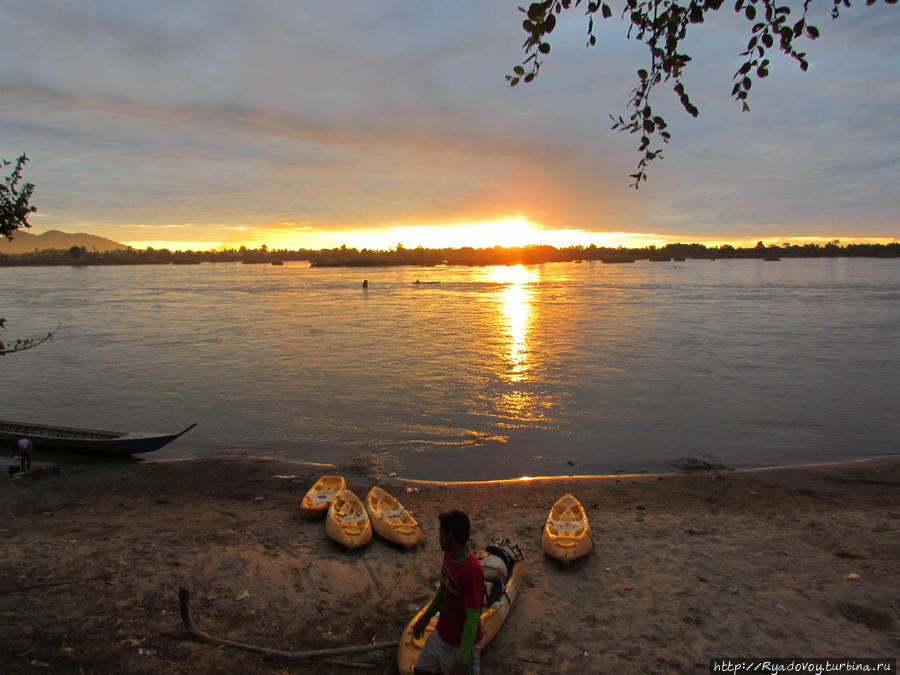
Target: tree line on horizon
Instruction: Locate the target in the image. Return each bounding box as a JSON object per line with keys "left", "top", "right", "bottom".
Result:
{"left": 1, "top": 240, "right": 898, "bottom": 267}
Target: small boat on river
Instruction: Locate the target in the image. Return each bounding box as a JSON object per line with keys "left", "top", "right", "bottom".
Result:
{"left": 0, "top": 419, "right": 197, "bottom": 455}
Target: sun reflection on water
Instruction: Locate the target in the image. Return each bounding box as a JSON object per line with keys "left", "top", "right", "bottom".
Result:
{"left": 490, "top": 265, "right": 537, "bottom": 384}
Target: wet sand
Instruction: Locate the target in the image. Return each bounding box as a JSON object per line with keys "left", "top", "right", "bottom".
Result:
{"left": 1, "top": 454, "right": 898, "bottom": 674}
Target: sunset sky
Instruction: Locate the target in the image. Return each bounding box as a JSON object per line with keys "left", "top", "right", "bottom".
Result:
{"left": 1, "top": 1, "right": 898, "bottom": 251}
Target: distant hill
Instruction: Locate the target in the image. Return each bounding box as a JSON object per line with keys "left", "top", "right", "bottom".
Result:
{"left": 0, "top": 230, "right": 127, "bottom": 254}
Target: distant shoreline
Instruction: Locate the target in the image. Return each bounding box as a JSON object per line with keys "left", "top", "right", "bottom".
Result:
{"left": 2, "top": 240, "right": 898, "bottom": 267}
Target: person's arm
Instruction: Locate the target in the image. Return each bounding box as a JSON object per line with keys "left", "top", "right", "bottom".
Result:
{"left": 454, "top": 606, "right": 481, "bottom": 665}
{"left": 421, "top": 588, "right": 440, "bottom": 621}
{"left": 412, "top": 589, "right": 440, "bottom": 639}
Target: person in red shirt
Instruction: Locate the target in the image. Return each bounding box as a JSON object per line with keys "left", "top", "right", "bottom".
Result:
{"left": 413, "top": 510, "right": 484, "bottom": 675}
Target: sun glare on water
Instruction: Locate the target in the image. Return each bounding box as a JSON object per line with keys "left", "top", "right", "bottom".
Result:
{"left": 489, "top": 264, "right": 538, "bottom": 384}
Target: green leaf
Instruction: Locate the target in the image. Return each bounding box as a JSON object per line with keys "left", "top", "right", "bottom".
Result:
{"left": 514, "top": 65, "right": 525, "bottom": 75}
{"left": 538, "top": 42, "right": 551, "bottom": 53}
{"left": 528, "top": 3, "right": 545, "bottom": 20}
{"left": 602, "top": 3, "right": 612, "bottom": 18}
{"left": 638, "top": 68, "right": 648, "bottom": 80}
{"left": 806, "top": 26, "right": 820, "bottom": 39}
{"left": 745, "top": 6, "right": 756, "bottom": 20}
{"left": 643, "top": 119, "right": 655, "bottom": 133}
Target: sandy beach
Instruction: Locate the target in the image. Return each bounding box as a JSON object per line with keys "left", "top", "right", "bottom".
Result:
{"left": 1, "top": 453, "right": 898, "bottom": 674}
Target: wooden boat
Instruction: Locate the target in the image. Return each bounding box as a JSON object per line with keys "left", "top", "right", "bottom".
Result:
{"left": 299, "top": 475, "right": 346, "bottom": 519}
{"left": 397, "top": 542, "right": 524, "bottom": 674}
{"left": 0, "top": 419, "right": 196, "bottom": 455}
{"left": 542, "top": 493, "right": 592, "bottom": 564}
{"left": 364, "top": 486, "right": 422, "bottom": 548}
{"left": 325, "top": 489, "right": 372, "bottom": 551}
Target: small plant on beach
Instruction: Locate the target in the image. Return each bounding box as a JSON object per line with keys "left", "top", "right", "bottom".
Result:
{"left": 668, "top": 453, "right": 732, "bottom": 473}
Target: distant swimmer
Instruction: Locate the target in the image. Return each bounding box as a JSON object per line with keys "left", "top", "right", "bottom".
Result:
{"left": 362, "top": 279, "right": 368, "bottom": 288}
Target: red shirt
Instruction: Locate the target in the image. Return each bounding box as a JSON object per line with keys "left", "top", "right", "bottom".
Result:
{"left": 435, "top": 551, "right": 484, "bottom": 646}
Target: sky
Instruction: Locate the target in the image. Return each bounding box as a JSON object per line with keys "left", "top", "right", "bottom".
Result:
{"left": 1, "top": 1, "right": 898, "bottom": 251}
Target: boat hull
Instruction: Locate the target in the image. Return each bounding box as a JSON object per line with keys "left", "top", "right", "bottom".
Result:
{"left": 325, "top": 489, "right": 372, "bottom": 550}
{"left": 542, "top": 493, "right": 593, "bottom": 564}
{"left": 300, "top": 475, "right": 346, "bottom": 519}
{"left": 365, "top": 486, "right": 422, "bottom": 548}
{"left": 0, "top": 420, "right": 196, "bottom": 455}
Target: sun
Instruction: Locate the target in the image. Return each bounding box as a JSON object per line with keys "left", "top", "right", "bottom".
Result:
{"left": 344, "top": 217, "right": 545, "bottom": 250}
{"left": 470, "top": 218, "right": 541, "bottom": 248}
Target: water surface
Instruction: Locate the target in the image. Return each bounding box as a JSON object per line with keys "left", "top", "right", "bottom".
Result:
{"left": 1, "top": 258, "right": 897, "bottom": 480}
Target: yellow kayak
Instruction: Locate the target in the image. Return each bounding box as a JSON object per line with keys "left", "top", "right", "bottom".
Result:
{"left": 300, "top": 475, "right": 346, "bottom": 519}
{"left": 365, "top": 486, "right": 422, "bottom": 549}
{"left": 397, "top": 541, "right": 523, "bottom": 674}
{"left": 541, "top": 493, "right": 592, "bottom": 564}
{"left": 325, "top": 489, "right": 372, "bottom": 551}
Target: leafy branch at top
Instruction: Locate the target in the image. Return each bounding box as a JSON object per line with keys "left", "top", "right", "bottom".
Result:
{"left": 508, "top": 0, "right": 894, "bottom": 188}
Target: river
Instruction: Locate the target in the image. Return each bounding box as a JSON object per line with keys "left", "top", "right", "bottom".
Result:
{"left": 1, "top": 257, "right": 897, "bottom": 480}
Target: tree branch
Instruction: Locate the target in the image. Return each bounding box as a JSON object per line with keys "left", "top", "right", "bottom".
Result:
{"left": 507, "top": 0, "right": 860, "bottom": 187}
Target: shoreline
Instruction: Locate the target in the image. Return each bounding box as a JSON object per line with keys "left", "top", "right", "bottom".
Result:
{"left": 143, "top": 450, "right": 900, "bottom": 488}
{"left": 2, "top": 453, "right": 898, "bottom": 673}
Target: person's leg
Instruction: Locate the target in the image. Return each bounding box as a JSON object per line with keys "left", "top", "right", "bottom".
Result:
{"left": 469, "top": 644, "right": 481, "bottom": 675}
{"left": 415, "top": 631, "right": 457, "bottom": 675}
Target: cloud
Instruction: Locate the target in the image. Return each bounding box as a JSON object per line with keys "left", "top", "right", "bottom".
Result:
{"left": 1, "top": 1, "right": 897, "bottom": 247}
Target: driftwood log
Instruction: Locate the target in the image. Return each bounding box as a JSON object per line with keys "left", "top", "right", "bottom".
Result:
{"left": 178, "top": 587, "right": 398, "bottom": 662}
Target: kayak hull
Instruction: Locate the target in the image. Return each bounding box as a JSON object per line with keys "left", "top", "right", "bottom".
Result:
{"left": 300, "top": 475, "right": 346, "bottom": 519}
{"left": 325, "top": 489, "right": 372, "bottom": 550}
{"left": 542, "top": 493, "right": 592, "bottom": 564}
{"left": 365, "top": 486, "right": 422, "bottom": 548}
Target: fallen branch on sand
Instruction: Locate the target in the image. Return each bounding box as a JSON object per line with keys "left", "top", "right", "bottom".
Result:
{"left": 0, "top": 574, "right": 110, "bottom": 596}
{"left": 178, "top": 587, "right": 398, "bottom": 662}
